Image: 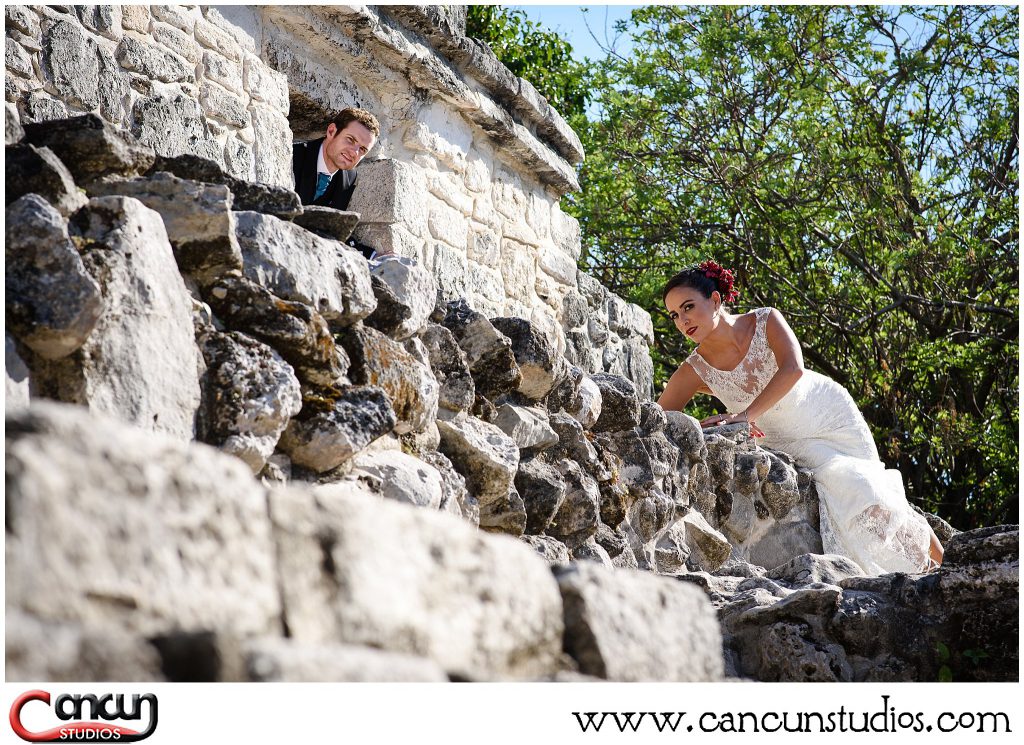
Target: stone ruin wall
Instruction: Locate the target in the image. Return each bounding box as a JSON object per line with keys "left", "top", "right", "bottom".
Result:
{"left": 5, "top": 3, "right": 654, "bottom": 398}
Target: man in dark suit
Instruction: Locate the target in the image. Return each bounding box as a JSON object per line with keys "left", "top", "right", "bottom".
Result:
{"left": 292, "top": 107, "right": 380, "bottom": 257}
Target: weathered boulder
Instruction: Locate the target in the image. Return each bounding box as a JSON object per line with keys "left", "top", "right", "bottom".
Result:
{"left": 6, "top": 402, "right": 281, "bottom": 637}
{"left": 22, "top": 113, "right": 154, "bottom": 184}
{"left": 420, "top": 322, "right": 475, "bottom": 417}
{"left": 337, "top": 324, "right": 439, "bottom": 434}
{"left": 493, "top": 403, "right": 558, "bottom": 452}
{"left": 5, "top": 334, "right": 31, "bottom": 410}
{"left": 590, "top": 372, "right": 641, "bottom": 433}
{"left": 90, "top": 172, "right": 242, "bottom": 285}
{"left": 268, "top": 485, "right": 564, "bottom": 679}
{"left": 278, "top": 385, "right": 396, "bottom": 473}
{"left": 419, "top": 449, "right": 478, "bottom": 525}
{"left": 515, "top": 455, "right": 567, "bottom": 534}
{"left": 5, "top": 143, "right": 87, "bottom": 215}
{"left": 363, "top": 273, "right": 412, "bottom": 338}
{"left": 546, "top": 458, "right": 600, "bottom": 549}
{"left": 30, "top": 196, "right": 200, "bottom": 440}
{"left": 681, "top": 509, "right": 732, "bottom": 572}
{"left": 490, "top": 316, "right": 563, "bottom": 399}
{"left": 442, "top": 299, "right": 521, "bottom": 399}
{"left": 235, "top": 211, "right": 376, "bottom": 329}
{"left": 437, "top": 414, "right": 523, "bottom": 534}
{"left": 368, "top": 255, "right": 438, "bottom": 340}
{"left": 203, "top": 275, "right": 349, "bottom": 389}
{"left": 5, "top": 194, "right": 102, "bottom": 360}
{"left": 520, "top": 534, "right": 573, "bottom": 564}
{"left": 197, "top": 330, "right": 302, "bottom": 474}
{"left": 291, "top": 205, "right": 360, "bottom": 243}
{"left": 546, "top": 364, "right": 602, "bottom": 429}
{"left": 351, "top": 449, "right": 445, "bottom": 510}
{"left": 554, "top": 562, "right": 724, "bottom": 681}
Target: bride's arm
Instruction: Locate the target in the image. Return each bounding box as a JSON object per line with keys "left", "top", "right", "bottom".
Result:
{"left": 743, "top": 308, "right": 804, "bottom": 420}
{"left": 657, "top": 361, "right": 705, "bottom": 412}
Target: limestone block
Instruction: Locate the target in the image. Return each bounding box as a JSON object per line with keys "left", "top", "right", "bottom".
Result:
{"left": 152, "top": 21, "right": 201, "bottom": 63}
{"left": 352, "top": 222, "right": 426, "bottom": 261}
{"left": 6, "top": 334, "right": 31, "bottom": 411}
{"left": 472, "top": 195, "right": 502, "bottom": 231}
{"left": 6, "top": 611, "right": 164, "bottom": 682}
{"left": 467, "top": 261, "right": 505, "bottom": 307}
{"left": 74, "top": 5, "right": 121, "bottom": 40}
{"left": 5, "top": 195, "right": 102, "bottom": 360}
{"left": 403, "top": 120, "right": 467, "bottom": 172}
{"left": 352, "top": 450, "right": 445, "bottom": 510}
{"left": 551, "top": 206, "right": 582, "bottom": 261}
{"left": 268, "top": 485, "right": 563, "bottom": 679}
{"left": 22, "top": 118, "right": 149, "bottom": 190}
{"left": 547, "top": 458, "right": 601, "bottom": 548}
{"left": 433, "top": 243, "right": 468, "bottom": 303}
{"left": 6, "top": 402, "right": 281, "bottom": 638}
{"left": 19, "top": 93, "right": 69, "bottom": 124}
{"left": 203, "top": 276, "right": 349, "bottom": 389}
{"left": 278, "top": 386, "right": 396, "bottom": 473}
{"left": 437, "top": 415, "right": 523, "bottom": 532}
{"left": 654, "top": 521, "right": 690, "bottom": 573}
{"left": 223, "top": 137, "right": 253, "bottom": 180}
{"left": 337, "top": 325, "right": 440, "bottom": 435}
{"left": 96, "top": 45, "right": 131, "bottom": 124}
{"left": 500, "top": 238, "right": 538, "bottom": 305}
{"left": 368, "top": 255, "right": 437, "bottom": 340}
{"left": 28, "top": 197, "right": 202, "bottom": 440}
{"left": 548, "top": 366, "right": 603, "bottom": 430}
{"left": 468, "top": 227, "right": 500, "bottom": 266}
{"left": 464, "top": 154, "right": 490, "bottom": 193}
{"left": 515, "top": 456, "right": 567, "bottom": 534}
{"left": 524, "top": 191, "right": 551, "bottom": 242}
{"left": 235, "top": 211, "right": 376, "bottom": 329}
{"left": 5, "top": 144, "right": 88, "bottom": 216}
{"left": 249, "top": 104, "right": 294, "bottom": 187}
{"left": 115, "top": 35, "right": 193, "bottom": 84}
{"left": 150, "top": 4, "right": 197, "bottom": 33}
{"left": 197, "top": 330, "right": 302, "bottom": 474}
{"left": 201, "top": 7, "right": 258, "bottom": 54}
{"left": 469, "top": 292, "right": 505, "bottom": 320}
{"left": 427, "top": 170, "right": 474, "bottom": 215}
{"left": 244, "top": 638, "right": 447, "bottom": 682}
{"left": 200, "top": 82, "right": 249, "bottom": 128}
{"left": 5, "top": 6, "right": 41, "bottom": 37}
{"left": 420, "top": 448, "right": 477, "bottom": 525}
{"left": 90, "top": 172, "right": 242, "bottom": 285}
{"left": 442, "top": 299, "right": 522, "bottom": 400}
{"left": 131, "top": 91, "right": 219, "bottom": 162}
{"left": 120, "top": 5, "right": 151, "bottom": 33}
{"left": 194, "top": 17, "right": 243, "bottom": 62}
{"left": 6, "top": 37, "right": 34, "bottom": 79}
{"left": 502, "top": 214, "right": 541, "bottom": 248}
{"left": 243, "top": 52, "right": 289, "bottom": 111}
{"left": 683, "top": 510, "right": 732, "bottom": 572}
{"left": 427, "top": 199, "right": 469, "bottom": 249}
{"left": 493, "top": 404, "right": 558, "bottom": 452}
{"left": 519, "top": 534, "right": 572, "bottom": 564}
{"left": 538, "top": 243, "right": 579, "bottom": 287}
{"left": 555, "top": 562, "right": 724, "bottom": 681}
{"left": 768, "top": 554, "right": 865, "bottom": 587}
{"left": 608, "top": 296, "right": 656, "bottom": 346}
{"left": 40, "top": 19, "right": 100, "bottom": 111}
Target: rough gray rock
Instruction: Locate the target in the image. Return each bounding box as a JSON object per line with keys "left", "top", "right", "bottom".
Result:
{"left": 5, "top": 194, "right": 102, "bottom": 360}
{"left": 515, "top": 455, "right": 567, "bottom": 534}
{"left": 337, "top": 324, "right": 439, "bottom": 435}
{"left": 490, "top": 316, "right": 563, "bottom": 399}
{"left": 5, "top": 143, "right": 88, "bottom": 216}
{"left": 203, "top": 275, "right": 349, "bottom": 389}
{"left": 437, "top": 414, "right": 523, "bottom": 535}
{"left": 420, "top": 323, "right": 475, "bottom": 417}
{"left": 767, "top": 553, "right": 865, "bottom": 586}
{"left": 268, "top": 484, "right": 564, "bottom": 679}
{"left": 22, "top": 114, "right": 155, "bottom": 184}
{"left": 442, "top": 299, "right": 522, "bottom": 399}
{"left": 493, "top": 403, "right": 558, "bottom": 452}
{"left": 419, "top": 448, "right": 477, "bottom": 525}
{"left": 5, "top": 334, "right": 31, "bottom": 410}
{"left": 130, "top": 91, "right": 218, "bottom": 161}
{"left": 363, "top": 273, "right": 411, "bottom": 338}
{"left": 546, "top": 364, "right": 602, "bottom": 429}
{"left": 6, "top": 101, "right": 24, "bottom": 144}
{"left": 197, "top": 330, "right": 302, "bottom": 474}
{"left": 590, "top": 372, "right": 641, "bottom": 433}
{"left": 116, "top": 34, "right": 194, "bottom": 83}
{"left": 554, "top": 562, "right": 724, "bottom": 681}
{"left": 41, "top": 20, "right": 100, "bottom": 110}
{"left": 29, "top": 196, "right": 201, "bottom": 440}
{"left": 277, "top": 385, "right": 396, "bottom": 473}
{"left": 681, "top": 510, "right": 732, "bottom": 573}
{"left": 6, "top": 402, "right": 281, "bottom": 638}
{"left": 235, "top": 211, "right": 376, "bottom": 329}
{"left": 547, "top": 458, "right": 601, "bottom": 548}
{"left": 90, "top": 172, "right": 242, "bottom": 285}
{"left": 291, "top": 205, "right": 360, "bottom": 243}
{"left": 519, "top": 534, "right": 572, "bottom": 564}
{"left": 351, "top": 450, "right": 445, "bottom": 510}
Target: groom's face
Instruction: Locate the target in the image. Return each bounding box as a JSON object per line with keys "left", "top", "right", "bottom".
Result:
{"left": 323, "top": 121, "right": 376, "bottom": 172}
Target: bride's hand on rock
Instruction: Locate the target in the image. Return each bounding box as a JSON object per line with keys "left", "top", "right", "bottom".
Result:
{"left": 700, "top": 412, "right": 765, "bottom": 438}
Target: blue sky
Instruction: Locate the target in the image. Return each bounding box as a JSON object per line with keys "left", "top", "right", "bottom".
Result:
{"left": 509, "top": 5, "right": 639, "bottom": 62}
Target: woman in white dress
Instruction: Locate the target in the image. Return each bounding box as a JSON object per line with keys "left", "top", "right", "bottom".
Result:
{"left": 657, "top": 261, "right": 943, "bottom": 574}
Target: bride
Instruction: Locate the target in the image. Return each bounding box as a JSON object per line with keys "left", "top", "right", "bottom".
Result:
{"left": 657, "top": 260, "right": 944, "bottom": 575}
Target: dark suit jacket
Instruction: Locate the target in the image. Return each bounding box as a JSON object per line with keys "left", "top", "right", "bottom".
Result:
{"left": 292, "top": 138, "right": 359, "bottom": 211}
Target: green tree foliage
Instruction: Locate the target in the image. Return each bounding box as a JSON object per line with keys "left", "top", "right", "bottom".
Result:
{"left": 465, "top": 5, "right": 591, "bottom": 123}
{"left": 571, "top": 6, "right": 1018, "bottom": 528}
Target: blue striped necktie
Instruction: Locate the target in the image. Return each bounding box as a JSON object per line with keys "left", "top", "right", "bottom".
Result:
{"left": 315, "top": 172, "right": 332, "bottom": 200}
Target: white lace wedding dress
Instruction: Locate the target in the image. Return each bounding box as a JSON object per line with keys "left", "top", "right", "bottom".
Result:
{"left": 686, "top": 307, "right": 934, "bottom": 575}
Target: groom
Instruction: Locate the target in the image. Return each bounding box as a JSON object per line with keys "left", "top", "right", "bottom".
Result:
{"left": 292, "top": 107, "right": 380, "bottom": 258}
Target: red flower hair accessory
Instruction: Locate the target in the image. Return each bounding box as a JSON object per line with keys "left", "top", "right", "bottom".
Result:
{"left": 698, "top": 260, "right": 740, "bottom": 303}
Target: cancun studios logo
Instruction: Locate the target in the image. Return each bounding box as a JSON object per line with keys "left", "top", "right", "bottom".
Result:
{"left": 9, "top": 690, "right": 158, "bottom": 742}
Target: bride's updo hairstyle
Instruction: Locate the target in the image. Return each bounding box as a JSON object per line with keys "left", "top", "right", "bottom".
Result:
{"left": 662, "top": 260, "right": 740, "bottom": 304}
